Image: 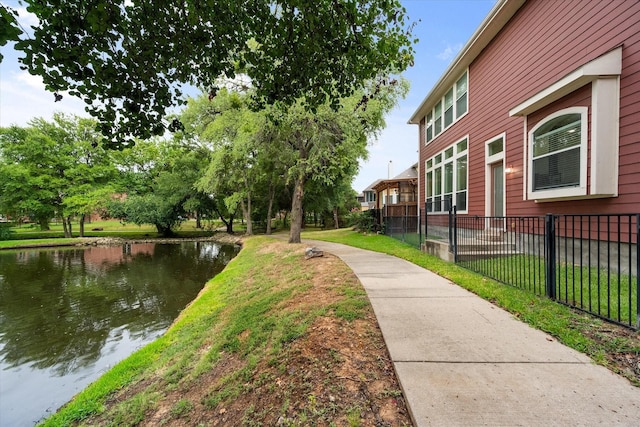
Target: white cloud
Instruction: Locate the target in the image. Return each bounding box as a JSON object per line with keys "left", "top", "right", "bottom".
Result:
{"left": 15, "top": 71, "right": 46, "bottom": 90}
{"left": 436, "top": 43, "right": 463, "bottom": 61}
{"left": 0, "top": 70, "right": 87, "bottom": 127}
{"left": 17, "top": 7, "right": 38, "bottom": 25}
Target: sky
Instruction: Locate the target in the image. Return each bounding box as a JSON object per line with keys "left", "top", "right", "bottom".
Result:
{"left": 0, "top": 0, "right": 496, "bottom": 193}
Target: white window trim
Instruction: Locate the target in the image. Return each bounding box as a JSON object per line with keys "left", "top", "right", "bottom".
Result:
{"left": 485, "top": 133, "right": 506, "bottom": 217}
{"left": 527, "top": 107, "right": 588, "bottom": 200}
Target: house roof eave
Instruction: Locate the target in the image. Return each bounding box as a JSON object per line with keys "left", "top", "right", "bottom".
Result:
{"left": 408, "top": 0, "right": 526, "bottom": 125}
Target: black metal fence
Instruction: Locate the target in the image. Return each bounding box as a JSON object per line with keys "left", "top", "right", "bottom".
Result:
{"left": 378, "top": 204, "right": 639, "bottom": 329}
{"left": 372, "top": 205, "right": 425, "bottom": 249}
{"left": 453, "top": 210, "right": 639, "bottom": 330}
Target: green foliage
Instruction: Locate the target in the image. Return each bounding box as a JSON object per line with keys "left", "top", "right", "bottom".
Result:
{"left": 170, "top": 399, "right": 194, "bottom": 419}
{"left": 0, "top": 224, "right": 13, "bottom": 240}
{"left": 109, "top": 194, "right": 184, "bottom": 236}
{"left": 0, "top": 5, "right": 22, "bottom": 61}
{"left": 7, "top": 0, "right": 416, "bottom": 147}
{"left": 346, "top": 210, "right": 378, "bottom": 232}
{"left": 0, "top": 115, "right": 117, "bottom": 234}
{"left": 107, "top": 138, "right": 215, "bottom": 236}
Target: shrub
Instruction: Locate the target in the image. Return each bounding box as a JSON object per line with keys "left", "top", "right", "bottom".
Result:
{"left": 0, "top": 224, "right": 13, "bottom": 241}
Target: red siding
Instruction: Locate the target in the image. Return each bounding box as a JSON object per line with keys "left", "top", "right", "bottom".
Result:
{"left": 418, "top": 0, "right": 640, "bottom": 217}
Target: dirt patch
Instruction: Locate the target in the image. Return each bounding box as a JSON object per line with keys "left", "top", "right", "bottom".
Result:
{"left": 575, "top": 319, "right": 640, "bottom": 386}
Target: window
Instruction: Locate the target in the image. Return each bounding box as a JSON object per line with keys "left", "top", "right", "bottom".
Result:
{"left": 456, "top": 71, "right": 468, "bottom": 118}
{"left": 424, "top": 70, "right": 468, "bottom": 144}
{"left": 444, "top": 88, "right": 454, "bottom": 128}
{"left": 365, "top": 191, "right": 376, "bottom": 203}
{"left": 434, "top": 101, "right": 442, "bottom": 136}
{"left": 528, "top": 107, "right": 587, "bottom": 198}
{"left": 425, "top": 137, "right": 468, "bottom": 213}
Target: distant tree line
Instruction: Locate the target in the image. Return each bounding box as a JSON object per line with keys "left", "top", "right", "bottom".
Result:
{"left": 0, "top": 81, "right": 406, "bottom": 241}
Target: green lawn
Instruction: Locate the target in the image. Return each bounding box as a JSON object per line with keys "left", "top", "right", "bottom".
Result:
{"left": 459, "top": 253, "right": 638, "bottom": 328}
{"left": 4, "top": 219, "right": 216, "bottom": 241}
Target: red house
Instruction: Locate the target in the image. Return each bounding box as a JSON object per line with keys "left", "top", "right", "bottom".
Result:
{"left": 409, "top": 0, "right": 640, "bottom": 223}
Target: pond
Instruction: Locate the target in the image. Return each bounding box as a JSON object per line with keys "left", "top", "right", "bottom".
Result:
{"left": 0, "top": 241, "right": 239, "bottom": 426}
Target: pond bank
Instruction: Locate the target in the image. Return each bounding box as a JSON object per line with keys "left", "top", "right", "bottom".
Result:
{"left": 0, "top": 233, "right": 244, "bottom": 251}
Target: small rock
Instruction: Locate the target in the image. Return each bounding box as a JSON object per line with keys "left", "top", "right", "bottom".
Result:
{"left": 305, "top": 247, "right": 324, "bottom": 259}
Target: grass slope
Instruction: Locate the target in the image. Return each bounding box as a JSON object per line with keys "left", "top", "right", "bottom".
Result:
{"left": 41, "top": 236, "right": 410, "bottom": 426}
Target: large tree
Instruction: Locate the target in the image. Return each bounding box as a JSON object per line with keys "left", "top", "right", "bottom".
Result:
{"left": 0, "top": 114, "right": 116, "bottom": 234}
{"left": 1, "top": 1, "right": 415, "bottom": 147}
{"left": 107, "top": 137, "right": 216, "bottom": 236}
{"left": 187, "top": 89, "right": 275, "bottom": 235}
{"left": 272, "top": 80, "right": 408, "bottom": 243}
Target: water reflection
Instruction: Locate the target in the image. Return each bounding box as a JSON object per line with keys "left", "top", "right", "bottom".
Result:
{"left": 0, "top": 241, "right": 238, "bottom": 426}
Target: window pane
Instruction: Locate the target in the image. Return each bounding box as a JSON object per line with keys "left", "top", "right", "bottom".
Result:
{"left": 457, "top": 138, "right": 468, "bottom": 152}
{"left": 443, "top": 194, "right": 453, "bottom": 211}
{"left": 444, "top": 89, "right": 454, "bottom": 127}
{"left": 434, "top": 102, "right": 442, "bottom": 135}
{"left": 426, "top": 159, "right": 432, "bottom": 169}
{"left": 426, "top": 171, "right": 433, "bottom": 197}
{"left": 444, "top": 147, "right": 454, "bottom": 159}
{"left": 533, "top": 115, "right": 581, "bottom": 157}
{"left": 456, "top": 71, "right": 468, "bottom": 95}
{"left": 456, "top": 155, "right": 467, "bottom": 191}
{"left": 426, "top": 125, "right": 433, "bottom": 142}
{"left": 435, "top": 154, "right": 442, "bottom": 164}
{"left": 444, "top": 107, "right": 453, "bottom": 128}
{"left": 434, "top": 116, "right": 442, "bottom": 135}
{"left": 444, "top": 89, "right": 454, "bottom": 109}
{"left": 434, "top": 167, "right": 442, "bottom": 195}
{"left": 456, "top": 93, "right": 468, "bottom": 117}
{"left": 456, "top": 191, "right": 467, "bottom": 211}
{"left": 444, "top": 162, "right": 453, "bottom": 193}
{"left": 488, "top": 138, "right": 503, "bottom": 156}
{"left": 532, "top": 147, "right": 580, "bottom": 190}
{"left": 456, "top": 72, "right": 468, "bottom": 118}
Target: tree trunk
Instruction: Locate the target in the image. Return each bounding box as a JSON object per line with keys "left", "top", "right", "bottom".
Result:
{"left": 242, "top": 196, "right": 253, "bottom": 236}
{"left": 195, "top": 211, "right": 202, "bottom": 229}
{"left": 289, "top": 175, "right": 305, "bottom": 243}
{"left": 226, "top": 214, "right": 234, "bottom": 233}
{"left": 79, "top": 214, "right": 86, "bottom": 237}
{"left": 214, "top": 207, "right": 233, "bottom": 234}
{"left": 265, "top": 183, "right": 275, "bottom": 235}
{"left": 39, "top": 217, "right": 50, "bottom": 231}
{"left": 333, "top": 207, "right": 339, "bottom": 229}
{"left": 64, "top": 216, "right": 73, "bottom": 238}
{"left": 155, "top": 224, "right": 174, "bottom": 237}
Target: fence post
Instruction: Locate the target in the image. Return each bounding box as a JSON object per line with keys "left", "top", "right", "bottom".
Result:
{"left": 636, "top": 214, "right": 640, "bottom": 329}
{"left": 419, "top": 207, "right": 423, "bottom": 250}
{"left": 452, "top": 206, "right": 458, "bottom": 262}
{"left": 545, "top": 214, "right": 556, "bottom": 300}
{"left": 448, "top": 203, "right": 453, "bottom": 252}
{"left": 425, "top": 202, "right": 429, "bottom": 241}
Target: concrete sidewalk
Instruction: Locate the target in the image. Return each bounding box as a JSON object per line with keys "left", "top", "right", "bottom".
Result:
{"left": 304, "top": 240, "right": 640, "bottom": 426}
